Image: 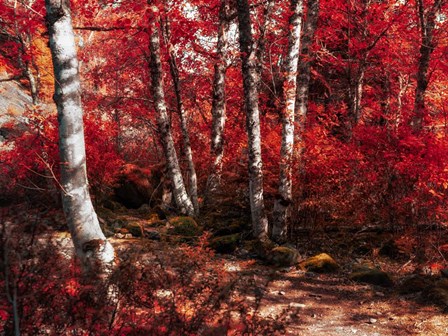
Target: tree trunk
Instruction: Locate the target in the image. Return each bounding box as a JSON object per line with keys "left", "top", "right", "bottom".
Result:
{"left": 148, "top": 5, "right": 195, "bottom": 216}
{"left": 412, "top": 0, "right": 443, "bottom": 131}
{"left": 271, "top": 0, "right": 304, "bottom": 243}
{"left": 162, "top": 16, "right": 199, "bottom": 215}
{"left": 296, "top": 0, "right": 319, "bottom": 144}
{"left": 205, "top": 0, "right": 231, "bottom": 203}
{"left": 45, "top": 0, "right": 114, "bottom": 274}
{"left": 236, "top": 0, "right": 268, "bottom": 238}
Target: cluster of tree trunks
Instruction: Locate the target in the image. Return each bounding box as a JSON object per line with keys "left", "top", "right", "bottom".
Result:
{"left": 43, "top": 0, "right": 443, "bottom": 269}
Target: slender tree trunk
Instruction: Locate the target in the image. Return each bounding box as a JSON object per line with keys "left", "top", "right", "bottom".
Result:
{"left": 296, "top": 0, "right": 319, "bottom": 143}
{"left": 45, "top": 0, "right": 114, "bottom": 273}
{"left": 271, "top": 0, "right": 304, "bottom": 243}
{"left": 162, "top": 16, "right": 199, "bottom": 215}
{"left": 148, "top": 5, "right": 195, "bottom": 216}
{"left": 205, "top": 0, "right": 231, "bottom": 203}
{"left": 236, "top": 0, "right": 268, "bottom": 238}
{"left": 412, "top": 0, "right": 443, "bottom": 131}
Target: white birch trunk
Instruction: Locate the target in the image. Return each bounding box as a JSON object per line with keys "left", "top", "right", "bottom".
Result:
{"left": 45, "top": 0, "right": 114, "bottom": 273}
{"left": 148, "top": 5, "right": 195, "bottom": 216}
{"left": 163, "top": 17, "right": 199, "bottom": 215}
{"left": 205, "top": 0, "right": 231, "bottom": 203}
{"left": 236, "top": 0, "right": 268, "bottom": 238}
{"left": 271, "top": 0, "right": 304, "bottom": 243}
{"left": 296, "top": 0, "right": 319, "bottom": 138}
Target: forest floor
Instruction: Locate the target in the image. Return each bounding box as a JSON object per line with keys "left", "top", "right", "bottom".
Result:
{"left": 1, "top": 204, "right": 448, "bottom": 335}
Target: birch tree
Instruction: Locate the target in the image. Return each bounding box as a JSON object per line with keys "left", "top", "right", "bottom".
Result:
{"left": 205, "top": 0, "right": 231, "bottom": 203}
{"left": 45, "top": 0, "right": 114, "bottom": 273}
{"left": 271, "top": 0, "right": 304, "bottom": 243}
{"left": 295, "top": 0, "right": 319, "bottom": 140}
{"left": 236, "top": 0, "right": 268, "bottom": 238}
{"left": 162, "top": 14, "right": 199, "bottom": 215}
{"left": 148, "top": 4, "right": 195, "bottom": 216}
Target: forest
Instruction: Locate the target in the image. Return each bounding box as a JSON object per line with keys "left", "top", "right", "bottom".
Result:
{"left": 1, "top": 0, "right": 448, "bottom": 334}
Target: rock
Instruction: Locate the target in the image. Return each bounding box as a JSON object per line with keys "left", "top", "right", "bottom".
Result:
{"left": 168, "top": 216, "right": 202, "bottom": 237}
{"left": 144, "top": 228, "right": 161, "bottom": 241}
{"left": 268, "top": 246, "right": 299, "bottom": 267}
{"left": 425, "top": 279, "right": 448, "bottom": 308}
{"left": 126, "top": 222, "right": 144, "bottom": 237}
{"left": 289, "top": 303, "right": 306, "bottom": 309}
{"left": 299, "top": 253, "right": 339, "bottom": 273}
{"left": 399, "top": 274, "right": 432, "bottom": 294}
{"left": 350, "top": 264, "right": 393, "bottom": 287}
{"left": 209, "top": 234, "right": 240, "bottom": 254}
{"left": 368, "top": 318, "right": 377, "bottom": 324}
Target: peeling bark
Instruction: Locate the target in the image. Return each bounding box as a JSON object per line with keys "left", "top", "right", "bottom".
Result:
{"left": 148, "top": 5, "right": 194, "bottom": 216}
{"left": 271, "top": 0, "right": 304, "bottom": 243}
{"left": 206, "top": 0, "right": 231, "bottom": 203}
{"left": 236, "top": 0, "right": 268, "bottom": 238}
{"left": 45, "top": 0, "right": 114, "bottom": 274}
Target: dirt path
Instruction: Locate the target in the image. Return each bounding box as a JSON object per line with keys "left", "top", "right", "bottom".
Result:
{"left": 222, "top": 259, "right": 448, "bottom": 335}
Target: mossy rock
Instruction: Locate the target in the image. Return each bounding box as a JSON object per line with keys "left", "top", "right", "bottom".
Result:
{"left": 349, "top": 265, "right": 394, "bottom": 287}
{"left": 399, "top": 275, "right": 433, "bottom": 294}
{"left": 210, "top": 234, "right": 240, "bottom": 254}
{"left": 299, "top": 253, "right": 339, "bottom": 273}
{"left": 268, "top": 246, "right": 299, "bottom": 267}
{"left": 126, "top": 222, "right": 144, "bottom": 237}
{"left": 168, "top": 216, "right": 202, "bottom": 237}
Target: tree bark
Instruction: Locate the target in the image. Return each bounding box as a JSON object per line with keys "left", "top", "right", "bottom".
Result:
{"left": 296, "top": 0, "right": 319, "bottom": 143}
{"left": 148, "top": 5, "right": 195, "bottom": 216}
{"left": 412, "top": 0, "right": 444, "bottom": 132}
{"left": 205, "top": 0, "right": 231, "bottom": 203}
{"left": 236, "top": 0, "right": 268, "bottom": 238}
{"left": 45, "top": 0, "right": 114, "bottom": 273}
{"left": 162, "top": 15, "right": 199, "bottom": 215}
{"left": 271, "top": 0, "right": 304, "bottom": 243}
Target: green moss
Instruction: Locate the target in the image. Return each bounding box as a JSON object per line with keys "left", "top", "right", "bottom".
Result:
{"left": 210, "top": 234, "right": 240, "bottom": 254}
{"left": 268, "top": 246, "right": 298, "bottom": 267}
{"left": 169, "top": 216, "right": 202, "bottom": 237}
{"left": 299, "top": 253, "right": 339, "bottom": 273}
